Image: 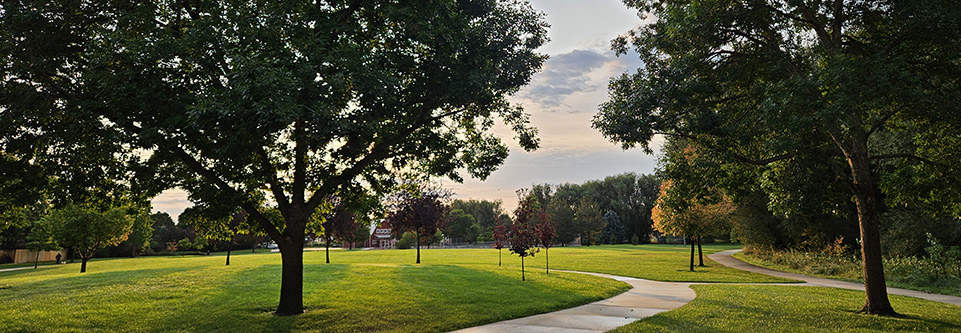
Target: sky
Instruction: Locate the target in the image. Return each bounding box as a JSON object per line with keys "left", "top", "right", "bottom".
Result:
{"left": 150, "top": 0, "right": 660, "bottom": 220}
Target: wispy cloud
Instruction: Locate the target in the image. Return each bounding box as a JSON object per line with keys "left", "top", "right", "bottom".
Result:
{"left": 518, "top": 49, "right": 642, "bottom": 112}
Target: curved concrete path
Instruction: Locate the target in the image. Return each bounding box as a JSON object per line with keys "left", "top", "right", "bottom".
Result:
{"left": 709, "top": 249, "right": 961, "bottom": 306}
{"left": 452, "top": 271, "right": 695, "bottom": 333}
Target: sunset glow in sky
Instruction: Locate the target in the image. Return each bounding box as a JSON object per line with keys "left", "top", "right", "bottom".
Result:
{"left": 150, "top": 0, "right": 660, "bottom": 219}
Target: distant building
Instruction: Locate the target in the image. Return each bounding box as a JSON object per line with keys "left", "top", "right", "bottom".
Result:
{"left": 369, "top": 221, "right": 396, "bottom": 249}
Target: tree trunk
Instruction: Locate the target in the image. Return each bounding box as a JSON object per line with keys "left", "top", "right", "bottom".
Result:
{"left": 498, "top": 248, "right": 502, "bottom": 266}
{"left": 225, "top": 238, "right": 232, "bottom": 266}
{"left": 521, "top": 255, "right": 526, "bottom": 281}
{"left": 275, "top": 239, "right": 304, "bottom": 316}
{"left": 416, "top": 231, "right": 421, "bottom": 264}
{"left": 80, "top": 257, "right": 88, "bottom": 273}
{"left": 842, "top": 139, "right": 896, "bottom": 315}
{"left": 325, "top": 237, "right": 331, "bottom": 264}
{"left": 34, "top": 251, "right": 40, "bottom": 269}
{"left": 689, "top": 237, "right": 695, "bottom": 271}
{"left": 545, "top": 248, "right": 550, "bottom": 274}
{"left": 697, "top": 236, "right": 705, "bottom": 267}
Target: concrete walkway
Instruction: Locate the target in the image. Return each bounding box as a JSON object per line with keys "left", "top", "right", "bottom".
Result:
{"left": 452, "top": 271, "right": 695, "bottom": 333}
{"left": 709, "top": 249, "right": 961, "bottom": 306}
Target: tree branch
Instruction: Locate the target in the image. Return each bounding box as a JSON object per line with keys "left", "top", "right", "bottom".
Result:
{"left": 167, "top": 144, "right": 283, "bottom": 240}
{"left": 256, "top": 146, "right": 291, "bottom": 215}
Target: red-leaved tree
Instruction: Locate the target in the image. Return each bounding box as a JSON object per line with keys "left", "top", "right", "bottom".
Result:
{"left": 534, "top": 210, "right": 556, "bottom": 274}
{"left": 387, "top": 183, "right": 451, "bottom": 264}
{"left": 492, "top": 216, "right": 509, "bottom": 266}
{"left": 509, "top": 190, "right": 539, "bottom": 281}
{"left": 321, "top": 203, "right": 358, "bottom": 264}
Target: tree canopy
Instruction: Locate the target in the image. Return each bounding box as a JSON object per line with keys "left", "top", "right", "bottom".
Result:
{"left": 1, "top": 0, "right": 548, "bottom": 315}
{"left": 595, "top": 0, "right": 961, "bottom": 315}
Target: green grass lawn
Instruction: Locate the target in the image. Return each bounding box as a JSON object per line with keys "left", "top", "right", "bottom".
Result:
{"left": 548, "top": 244, "right": 798, "bottom": 283}
{"left": 0, "top": 248, "right": 629, "bottom": 332}
{"left": 4, "top": 244, "right": 950, "bottom": 332}
{"left": 615, "top": 284, "right": 961, "bottom": 332}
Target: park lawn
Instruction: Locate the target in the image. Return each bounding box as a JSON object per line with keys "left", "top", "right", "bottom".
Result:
{"left": 0, "top": 249, "right": 628, "bottom": 332}
{"left": 614, "top": 284, "right": 961, "bottom": 332}
{"left": 546, "top": 244, "right": 799, "bottom": 283}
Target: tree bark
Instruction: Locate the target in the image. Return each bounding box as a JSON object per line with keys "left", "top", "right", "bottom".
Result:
{"left": 34, "top": 251, "right": 40, "bottom": 269}
{"left": 545, "top": 248, "right": 550, "bottom": 274}
{"left": 80, "top": 257, "right": 88, "bottom": 273}
{"left": 325, "top": 237, "right": 331, "bottom": 264}
{"left": 689, "top": 237, "right": 695, "bottom": 271}
{"left": 416, "top": 231, "right": 421, "bottom": 264}
{"left": 275, "top": 239, "right": 304, "bottom": 316}
{"left": 842, "top": 138, "right": 897, "bottom": 315}
{"left": 498, "top": 248, "right": 502, "bottom": 266}
{"left": 697, "top": 236, "right": 705, "bottom": 267}
{"left": 521, "top": 255, "right": 526, "bottom": 281}
{"left": 225, "top": 238, "right": 232, "bottom": 266}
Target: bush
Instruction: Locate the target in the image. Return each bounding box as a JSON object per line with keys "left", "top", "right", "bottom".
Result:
{"left": 396, "top": 232, "right": 416, "bottom": 250}
{"left": 631, "top": 234, "right": 639, "bottom": 245}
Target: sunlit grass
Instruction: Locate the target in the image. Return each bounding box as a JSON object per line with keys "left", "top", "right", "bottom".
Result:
{"left": 614, "top": 284, "right": 961, "bottom": 332}
{"left": 0, "top": 248, "right": 627, "bottom": 332}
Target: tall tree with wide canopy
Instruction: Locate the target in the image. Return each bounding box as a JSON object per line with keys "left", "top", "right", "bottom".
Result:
{"left": 595, "top": 0, "right": 961, "bottom": 315}
{"left": 2, "top": 0, "right": 547, "bottom": 315}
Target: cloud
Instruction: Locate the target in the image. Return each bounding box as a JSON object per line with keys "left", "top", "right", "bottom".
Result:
{"left": 518, "top": 49, "right": 643, "bottom": 112}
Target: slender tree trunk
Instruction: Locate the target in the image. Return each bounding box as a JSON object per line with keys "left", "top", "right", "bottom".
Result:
{"left": 689, "top": 237, "right": 695, "bottom": 271}
{"left": 844, "top": 142, "right": 896, "bottom": 315}
{"left": 545, "top": 248, "right": 549, "bottom": 274}
{"left": 80, "top": 256, "right": 88, "bottom": 273}
{"left": 34, "top": 251, "right": 40, "bottom": 269}
{"left": 521, "top": 255, "right": 526, "bottom": 281}
{"left": 275, "top": 239, "right": 304, "bottom": 316}
{"left": 416, "top": 231, "right": 421, "bottom": 264}
{"left": 697, "top": 236, "right": 705, "bottom": 267}
{"left": 226, "top": 238, "right": 232, "bottom": 266}
{"left": 498, "top": 248, "right": 502, "bottom": 266}
{"left": 325, "top": 237, "right": 330, "bottom": 264}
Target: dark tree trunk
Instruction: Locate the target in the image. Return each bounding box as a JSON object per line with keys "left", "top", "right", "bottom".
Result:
{"left": 225, "top": 238, "right": 232, "bottom": 266}
{"left": 521, "top": 255, "right": 526, "bottom": 281}
{"left": 131, "top": 242, "right": 137, "bottom": 258}
{"left": 689, "top": 237, "right": 695, "bottom": 271}
{"left": 68, "top": 247, "right": 75, "bottom": 263}
{"left": 275, "top": 239, "right": 304, "bottom": 316}
{"left": 697, "top": 237, "right": 705, "bottom": 267}
{"left": 843, "top": 140, "right": 896, "bottom": 316}
{"left": 34, "top": 251, "right": 40, "bottom": 269}
{"left": 416, "top": 231, "right": 421, "bottom": 264}
{"left": 80, "top": 257, "right": 88, "bottom": 273}
{"left": 325, "top": 237, "right": 331, "bottom": 264}
{"left": 498, "top": 248, "right": 502, "bottom": 266}
{"left": 545, "top": 248, "right": 550, "bottom": 274}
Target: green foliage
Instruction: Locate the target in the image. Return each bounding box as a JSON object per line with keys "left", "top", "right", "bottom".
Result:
{"left": 574, "top": 197, "right": 604, "bottom": 246}
{"left": 450, "top": 199, "right": 506, "bottom": 235}
{"left": 1, "top": 0, "right": 549, "bottom": 314}
{"left": 601, "top": 210, "right": 625, "bottom": 244}
{"left": 596, "top": 0, "right": 961, "bottom": 314}
{"left": 740, "top": 248, "right": 961, "bottom": 297}
{"left": 615, "top": 285, "right": 961, "bottom": 332}
{"left": 396, "top": 232, "right": 417, "bottom": 250}
{"left": 446, "top": 209, "right": 480, "bottom": 243}
{"left": 630, "top": 233, "right": 640, "bottom": 245}
{"left": 44, "top": 204, "right": 133, "bottom": 272}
